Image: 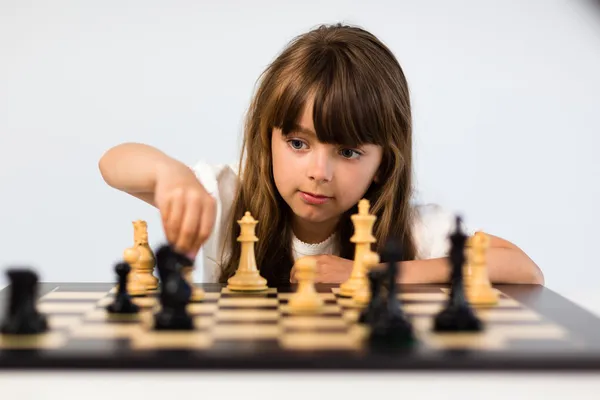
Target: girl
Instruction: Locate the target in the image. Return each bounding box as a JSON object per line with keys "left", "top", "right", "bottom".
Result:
{"left": 99, "top": 23, "right": 543, "bottom": 287}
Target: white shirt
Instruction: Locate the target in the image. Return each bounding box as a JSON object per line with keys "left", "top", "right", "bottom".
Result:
{"left": 191, "top": 161, "right": 470, "bottom": 283}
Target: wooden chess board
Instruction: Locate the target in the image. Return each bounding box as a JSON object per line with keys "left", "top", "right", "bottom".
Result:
{"left": 0, "top": 282, "right": 599, "bottom": 370}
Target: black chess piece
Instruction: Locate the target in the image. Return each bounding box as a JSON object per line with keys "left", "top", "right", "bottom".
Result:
{"left": 433, "top": 215, "right": 483, "bottom": 332}
{"left": 383, "top": 239, "right": 407, "bottom": 321}
{"left": 153, "top": 244, "right": 194, "bottom": 330}
{"left": 0, "top": 268, "right": 48, "bottom": 334}
{"left": 106, "top": 262, "right": 140, "bottom": 314}
{"left": 368, "top": 239, "right": 414, "bottom": 344}
{"left": 358, "top": 267, "right": 385, "bottom": 324}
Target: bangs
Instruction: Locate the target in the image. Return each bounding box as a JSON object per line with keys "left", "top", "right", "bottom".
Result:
{"left": 270, "top": 48, "right": 385, "bottom": 148}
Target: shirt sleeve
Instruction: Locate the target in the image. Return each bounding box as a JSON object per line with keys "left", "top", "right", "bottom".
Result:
{"left": 411, "top": 203, "right": 474, "bottom": 260}
{"left": 190, "top": 160, "right": 239, "bottom": 283}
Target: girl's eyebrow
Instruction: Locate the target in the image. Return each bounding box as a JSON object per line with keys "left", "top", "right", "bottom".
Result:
{"left": 290, "top": 123, "right": 316, "bottom": 137}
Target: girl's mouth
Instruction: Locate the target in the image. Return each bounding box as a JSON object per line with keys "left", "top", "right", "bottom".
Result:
{"left": 299, "top": 191, "right": 331, "bottom": 205}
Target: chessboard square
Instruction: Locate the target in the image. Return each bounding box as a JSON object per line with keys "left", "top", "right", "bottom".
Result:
{"left": 48, "top": 316, "right": 82, "bottom": 329}
{"left": 422, "top": 331, "right": 505, "bottom": 350}
{"left": 213, "top": 324, "right": 280, "bottom": 340}
{"left": 38, "top": 302, "right": 97, "bottom": 314}
{"left": 96, "top": 296, "right": 157, "bottom": 308}
{"left": 193, "top": 316, "right": 216, "bottom": 328}
{"left": 494, "top": 298, "right": 521, "bottom": 308}
{"left": 218, "top": 298, "right": 279, "bottom": 307}
{"left": 216, "top": 309, "right": 280, "bottom": 322}
{"left": 280, "top": 316, "right": 349, "bottom": 330}
{"left": 0, "top": 332, "right": 67, "bottom": 349}
{"left": 279, "top": 331, "right": 362, "bottom": 350}
{"left": 70, "top": 323, "right": 145, "bottom": 338}
{"left": 41, "top": 291, "right": 108, "bottom": 300}
{"left": 441, "top": 287, "right": 507, "bottom": 299}
{"left": 277, "top": 292, "right": 336, "bottom": 301}
{"left": 280, "top": 304, "right": 342, "bottom": 315}
{"left": 400, "top": 292, "right": 447, "bottom": 302}
{"left": 478, "top": 309, "right": 541, "bottom": 322}
{"left": 84, "top": 309, "right": 150, "bottom": 324}
{"left": 379, "top": 292, "right": 519, "bottom": 308}
{"left": 131, "top": 331, "right": 214, "bottom": 349}
{"left": 404, "top": 303, "right": 442, "bottom": 315}
{"left": 221, "top": 287, "right": 277, "bottom": 295}
{"left": 410, "top": 316, "right": 433, "bottom": 332}
{"left": 187, "top": 303, "right": 219, "bottom": 314}
{"left": 492, "top": 324, "right": 568, "bottom": 340}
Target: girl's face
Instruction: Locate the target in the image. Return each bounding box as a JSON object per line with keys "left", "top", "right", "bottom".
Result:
{"left": 271, "top": 98, "right": 383, "bottom": 228}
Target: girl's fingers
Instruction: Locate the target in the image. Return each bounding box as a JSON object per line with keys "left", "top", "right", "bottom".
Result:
{"left": 167, "top": 193, "right": 185, "bottom": 246}
{"left": 175, "top": 198, "right": 202, "bottom": 253}
{"left": 190, "top": 201, "right": 213, "bottom": 258}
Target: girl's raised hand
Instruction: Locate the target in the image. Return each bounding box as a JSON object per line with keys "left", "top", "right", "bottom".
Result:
{"left": 153, "top": 162, "right": 216, "bottom": 259}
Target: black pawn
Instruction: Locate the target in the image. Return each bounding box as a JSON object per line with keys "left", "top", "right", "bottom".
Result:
{"left": 433, "top": 215, "right": 483, "bottom": 332}
{"left": 369, "top": 239, "right": 414, "bottom": 344}
{"left": 153, "top": 244, "right": 194, "bottom": 330}
{"left": 1, "top": 269, "right": 48, "bottom": 334}
{"left": 106, "top": 262, "right": 139, "bottom": 314}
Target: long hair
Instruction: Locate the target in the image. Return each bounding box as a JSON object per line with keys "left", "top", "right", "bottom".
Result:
{"left": 218, "top": 23, "right": 416, "bottom": 285}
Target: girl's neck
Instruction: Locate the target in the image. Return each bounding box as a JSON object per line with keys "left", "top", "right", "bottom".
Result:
{"left": 291, "top": 216, "right": 338, "bottom": 244}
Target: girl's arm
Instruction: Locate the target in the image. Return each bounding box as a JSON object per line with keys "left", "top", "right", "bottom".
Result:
{"left": 401, "top": 234, "right": 544, "bottom": 285}
{"left": 98, "top": 142, "right": 189, "bottom": 206}
{"left": 99, "top": 142, "right": 216, "bottom": 255}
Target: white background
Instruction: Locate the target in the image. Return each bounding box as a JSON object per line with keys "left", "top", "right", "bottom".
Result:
{"left": 1, "top": 0, "right": 599, "bottom": 301}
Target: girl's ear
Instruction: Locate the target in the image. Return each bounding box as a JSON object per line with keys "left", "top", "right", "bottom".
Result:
{"left": 373, "top": 156, "right": 384, "bottom": 183}
{"left": 373, "top": 168, "right": 382, "bottom": 183}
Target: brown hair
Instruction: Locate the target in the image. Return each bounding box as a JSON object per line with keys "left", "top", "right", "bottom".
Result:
{"left": 218, "top": 23, "right": 416, "bottom": 285}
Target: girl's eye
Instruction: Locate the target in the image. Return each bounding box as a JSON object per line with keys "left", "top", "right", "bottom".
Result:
{"left": 340, "top": 148, "right": 361, "bottom": 159}
{"left": 288, "top": 139, "right": 307, "bottom": 150}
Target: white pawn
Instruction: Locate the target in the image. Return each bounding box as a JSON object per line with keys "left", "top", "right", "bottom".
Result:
{"left": 288, "top": 257, "right": 323, "bottom": 314}
{"left": 467, "top": 231, "right": 498, "bottom": 305}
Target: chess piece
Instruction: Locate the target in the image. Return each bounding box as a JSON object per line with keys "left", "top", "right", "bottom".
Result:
{"left": 106, "top": 262, "right": 140, "bottom": 314}
{"left": 358, "top": 267, "right": 385, "bottom": 325}
{"left": 353, "top": 250, "right": 380, "bottom": 305}
{"left": 227, "top": 211, "right": 268, "bottom": 291}
{"left": 381, "top": 239, "right": 410, "bottom": 327}
{"left": 182, "top": 265, "right": 205, "bottom": 301}
{"left": 434, "top": 216, "right": 483, "bottom": 332}
{"left": 466, "top": 231, "right": 498, "bottom": 305}
{"left": 0, "top": 269, "right": 48, "bottom": 334}
{"left": 132, "top": 220, "right": 158, "bottom": 290}
{"left": 153, "top": 244, "right": 194, "bottom": 330}
{"left": 464, "top": 235, "right": 473, "bottom": 287}
{"left": 361, "top": 240, "right": 414, "bottom": 345}
{"left": 339, "top": 199, "right": 377, "bottom": 297}
{"left": 288, "top": 257, "right": 323, "bottom": 313}
{"left": 123, "top": 247, "right": 146, "bottom": 296}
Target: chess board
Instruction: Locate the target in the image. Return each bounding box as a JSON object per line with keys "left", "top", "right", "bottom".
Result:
{"left": 0, "top": 282, "right": 600, "bottom": 370}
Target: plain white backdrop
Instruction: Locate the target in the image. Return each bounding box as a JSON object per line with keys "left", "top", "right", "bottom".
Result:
{"left": 1, "top": 0, "right": 599, "bottom": 302}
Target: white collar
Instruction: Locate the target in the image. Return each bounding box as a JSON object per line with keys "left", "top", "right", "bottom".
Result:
{"left": 291, "top": 231, "right": 337, "bottom": 257}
